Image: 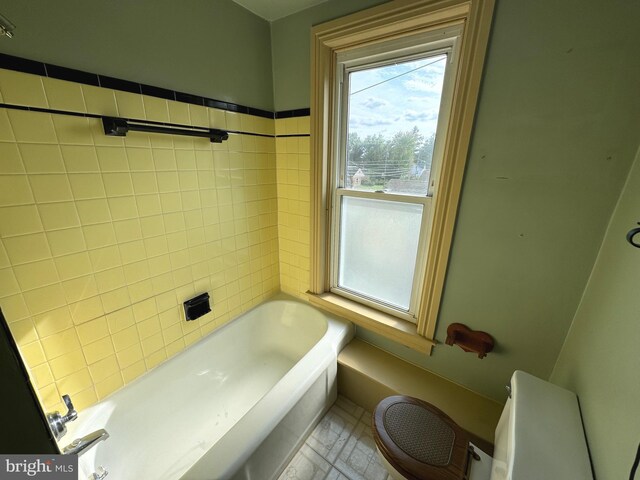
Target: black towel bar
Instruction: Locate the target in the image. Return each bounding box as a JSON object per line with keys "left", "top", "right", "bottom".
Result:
{"left": 102, "top": 116, "right": 228, "bottom": 143}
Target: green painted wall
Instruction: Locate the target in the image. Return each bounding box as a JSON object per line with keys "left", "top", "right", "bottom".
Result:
{"left": 271, "top": 0, "right": 389, "bottom": 111}
{"left": 281, "top": 0, "right": 640, "bottom": 402}
{"left": 0, "top": 0, "right": 274, "bottom": 110}
{"left": 550, "top": 146, "right": 640, "bottom": 480}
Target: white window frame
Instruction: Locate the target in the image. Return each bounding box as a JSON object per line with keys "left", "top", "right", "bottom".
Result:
{"left": 329, "top": 28, "right": 462, "bottom": 323}
{"left": 308, "top": 0, "right": 495, "bottom": 353}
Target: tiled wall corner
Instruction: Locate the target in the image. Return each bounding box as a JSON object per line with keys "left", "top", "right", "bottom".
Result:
{"left": 275, "top": 118, "right": 311, "bottom": 299}
{"left": 0, "top": 69, "right": 280, "bottom": 413}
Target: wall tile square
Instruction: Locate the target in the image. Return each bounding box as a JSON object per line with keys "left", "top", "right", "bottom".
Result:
{"left": 128, "top": 279, "right": 154, "bottom": 303}
{"left": 106, "top": 307, "right": 135, "bottom": 334}
{"left": 61, "top": 275, "right": 99, "bottom": 304}
{"left": 0, "top": 143, "right": 24, "bottom": 173}
{"left": 70, "top": 295, "right": 105, "bottom": 325}
{"left": 119, "top": 240, "right": 147, "bottom": 265}
{"left": 38, "top": 202, "right": 80, "bottom": 231}
{"left": 168, "top": 101, "right": 190, "bottom": 125}
{"left": 42, "top": 77, "right": 86, "bottom": 112}
{"left": 14, "top": 259, "right": 59, "bottom": 291}
{"left": 103, "top": 173, "right": 134, "bottom": 197}
{"left": 60, "top": 145, "right": 99, "bottom": 172}
{"left": 95, "top": 372, "right": 123, "bottom": 400}
{"left": 113, "top": 218, "right": 142, "bottom": 243}
{"left": 30, "top": 363, "right": 53, "bottom": 389}
{"left": 69, "top": 173, "right": 106, "bottom": 200}
{"left": 83, "top": 223, "right": 117, "bottom": 250}
{"left": 188, "top": 105, "right": 208, "bottom": 128}
{"left": 141, "top": 332, "right": 163, "bottom": 356}
{"left": 139, "top": 215, "right": 165, "bottom": 238}
{"left": 89, "top": 245, "right": 122, "bottom": 272}
{"left": 156, "top": 171, "right": 179, "bottom": 192}
{"left": 132, "top": 298, "right": 157, "bottom": 322}
{"left": 126, "top": 147, "right": 154, "bottom": 171}
{"left": 88, "top": 355, "right": 120, "bottom": 383}
{"left": 0, "top": 293, "right": 30, "bottom": 321}
{"left": 115, "top": 91, "right": 145, "bottom": 119}
{"left": 41, "top": 328, "right": 81, "bottom": 360}
{"left": 111, "top": 324, "right": 139, "bottom": 352}
{"left": 8, "top": 317, "right": 38, "bottom": 345}
{"left": 95, "top": 267, "right": 126, "bottom": 294}
{"left": 131, "top": 172, "right": 158, "bottom": 195}
{"left": 122, "top": 360, "right": 146, "bottom": 384}
{"left": 48, "top": 349, "right": 85, "bottom": 380}
{"left": 142, "top": 96, "right": 169, "bottom": 123}
{"left": 23, "top": 284, "right": 66, "bottom": 315}
{"left": 148, "top": 255, "right": 172, "bottom": 277}
{"left": 32, "top": 306, "right": 73, "bottom": 338}
{"left": 0, "top": 110, "right": 15, "bottom": 142}
{"left": 20, "top": 341, "right": 47, "bottom": 367}
{"left": 19, "top": 144, "right": 64, "bottom": 173}
{"left": 145, "top": 348, "right": 167, "bottom": 369}
{"left": 76, "top": 199, "right": 112, "bottom": 225}
{"left": 136, "top": 194, "right": 162, "bottom": 217}
{"left": 29, "top": 174, "right": 73, "bottom": 203}
{"left": 115, "top": 343, "right": 142, "bottom": 369}
{"left": 100, "top": 287, "right": 131, "bottom": 313}
{"left": 96, "top": 146, "right": 129, "bottom": 172}
{"left": 52, "top": 116, "right": 94, "bottom": 145}
{"left": 4, "top": 233, "right": 51, "bottom": 265}
{"left": 83, "top": 337, "right": 114, "bottom": 364}
{"left": 152, "top": 149, "right": 176, "bottom": 171}
{"left": 0, "top": 175, "right": 34, "bottom": 206}
{"left": 0, "top": 69, "right": 48, "bottom": 107}
{"left": 160, "top": 192, "right": 182, "bottom": 213}
{"left": 108, "top": 196, "right": 138, "bottom": 220}
{"left": 81, "top": 85, "right": 118, "bottom": 117}
{"left": 55, "top": 252, "right": 92, "bottom": 280}
{"left": 176, "top": 150, "right": 197, "bottom": 171}
{"left": 56, "top": 368, "right": 93, "bottom": 396}
{"left": 0, "top": 205, "right": 43, "bottom": 237}
{"left": 76, "top": 317, "right": 109, "bottom": 346}
{"left": 46, "top": 228, "right": 86, "bottom": 257}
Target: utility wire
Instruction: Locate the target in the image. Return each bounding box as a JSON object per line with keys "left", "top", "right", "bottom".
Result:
{"left": 350, "top": 56, "right": 446, "bottom": 97}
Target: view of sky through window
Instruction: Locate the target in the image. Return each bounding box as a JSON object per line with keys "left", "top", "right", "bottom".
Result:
{"left": 345, "top": 54, "right": 446, "bottom": 195}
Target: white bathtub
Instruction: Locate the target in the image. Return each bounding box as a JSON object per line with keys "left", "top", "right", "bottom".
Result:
{"left": 64, "top": 295, "right": 354, "bottom": 480}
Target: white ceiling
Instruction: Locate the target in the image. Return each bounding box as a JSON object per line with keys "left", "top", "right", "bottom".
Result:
{"left": 232, "top": 0, "right": 329, "bottom": 22}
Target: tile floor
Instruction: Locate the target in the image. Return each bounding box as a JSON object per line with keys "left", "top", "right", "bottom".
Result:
{"left": 277, "top": 396, "right": 393, "bottom": 480}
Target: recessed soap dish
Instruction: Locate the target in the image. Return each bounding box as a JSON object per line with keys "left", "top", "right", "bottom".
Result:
{"left": 183, "top": 292, "right": 211, "bottom": 321}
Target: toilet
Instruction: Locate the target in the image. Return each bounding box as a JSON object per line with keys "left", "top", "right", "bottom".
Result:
{"left": 372, "top": 370, "right": 593, "bottom": 480}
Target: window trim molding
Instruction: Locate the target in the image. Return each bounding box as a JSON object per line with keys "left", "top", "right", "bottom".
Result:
{"left": 309, "top": 0, "right": 495, "bottom": 351}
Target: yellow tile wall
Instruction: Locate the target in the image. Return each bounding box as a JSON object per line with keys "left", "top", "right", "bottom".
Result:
{"left": 275, "top": 117, "right": 311, "bottom": 299}
{"left": 0, "top": 69, "right": 279, "bottom": 413}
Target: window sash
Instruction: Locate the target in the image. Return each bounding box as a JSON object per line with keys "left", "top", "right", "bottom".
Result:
{"left": 329, "top": 32, "right": 458, "bottom": 322}
{"left": 330, "top": 189, "right": 432, "bottom": 321}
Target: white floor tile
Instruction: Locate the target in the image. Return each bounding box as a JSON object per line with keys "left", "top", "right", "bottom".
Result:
{"left": 281, "top": 397, "right": 393, "bottom": 480}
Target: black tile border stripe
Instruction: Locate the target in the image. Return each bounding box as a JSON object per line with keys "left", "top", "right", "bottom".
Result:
{"left": 275, "top": 108, "right": 311, "bottom": 119}
{"left": 0, "top": 53, "right": 310, "bottom": 120}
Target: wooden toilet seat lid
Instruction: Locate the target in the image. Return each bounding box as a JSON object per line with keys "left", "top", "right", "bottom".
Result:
{"left": 372, "top": 395, "right": 471, "bottom": 480}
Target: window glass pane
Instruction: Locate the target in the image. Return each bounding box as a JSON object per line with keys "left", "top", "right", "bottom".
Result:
{"left": 346, "top": 54, "right": 446, "bottom": 195}
{"left": 338, "top": 196, "right": 422, "bottom": 311}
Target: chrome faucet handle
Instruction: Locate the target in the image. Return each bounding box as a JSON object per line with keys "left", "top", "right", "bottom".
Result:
{"left": 46, "top": 393, "right": 78, "bottom": 441}
{"left": 61, "top": 394, "right": 78, "bottom": 423}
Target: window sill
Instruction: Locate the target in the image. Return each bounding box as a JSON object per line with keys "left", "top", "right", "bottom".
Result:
{"left": 307, "top": 292, "right": 435, "bottom": 354}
